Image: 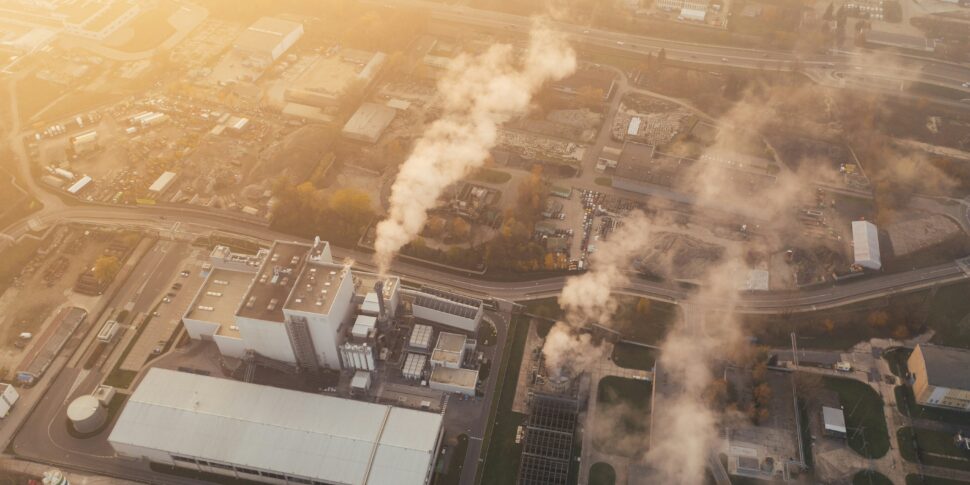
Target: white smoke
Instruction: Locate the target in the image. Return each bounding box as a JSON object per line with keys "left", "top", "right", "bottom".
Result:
{"left": 374, "top": 21, "right": 577, "bottom": 274}
{"left": 541, "top": 212, "right": 653, "bottom": 378}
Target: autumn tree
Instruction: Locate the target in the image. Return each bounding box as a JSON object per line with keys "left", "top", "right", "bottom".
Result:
{"left": 94, "top": 255, "right": 121, "bottom": 284}
{"left": 867, "top": 310, "right": 889, "bottom": 329}
{"left": 425, "top": 216, "right": 446, "bottom": 238}
{"left": 451, "top": 217, "right": 470, "bottom": 241}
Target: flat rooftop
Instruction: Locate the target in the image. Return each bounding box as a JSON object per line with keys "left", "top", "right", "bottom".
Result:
{"left": 430, "top": 366, "right": 478, "bottom": 389}
{"left": 110, "top": 368, "right": 443, "bottom": 485}
{"left": 342, "top": 103, "right": 396, "bottom": 141}
{"left": 236, "top": 241, "right": 309, "bottom": 322}
{"left": 185, "top": 268, "right": 254, "bottom": 335}
{"left": 436, "top": 332, "right": 466, "bottom": 353}
{"left": 356, "top": 272, "right": 400, "bottom": 301}
{"left": 284, "top": 261, "right": 348, "bottom": 315}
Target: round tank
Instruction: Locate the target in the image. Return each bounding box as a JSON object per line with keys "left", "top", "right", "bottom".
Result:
{"left": 67, "top": 395, "right": 106, "bottom": 434}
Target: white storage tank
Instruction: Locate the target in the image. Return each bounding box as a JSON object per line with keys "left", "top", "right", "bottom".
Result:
{"left": 67, "top": 395, "right": 107, "bottom": 434}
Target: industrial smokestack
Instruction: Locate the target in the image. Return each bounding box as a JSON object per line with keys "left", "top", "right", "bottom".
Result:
{"left": 374, "top": 281, "right": 387, "bottom": 323}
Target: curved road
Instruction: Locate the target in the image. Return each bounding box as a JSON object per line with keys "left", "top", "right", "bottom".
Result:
{"left": 3, "top": 203, "right": 967, "bottom": 314}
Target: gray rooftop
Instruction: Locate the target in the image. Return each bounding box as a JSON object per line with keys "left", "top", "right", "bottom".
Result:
{"left": 917, "top": 344, "right": 970, "bottom": 391}
{"left": 341, "top": 103, "right": 396, "bottom": 142}
{"left": 284, "top": 261, "right": 349, "bottom": 315}
{"left": 236, "top": 241, "right": 309, "bottom": 323}
{"left": 185, "top": 269, "right": 254, "bottom": 335}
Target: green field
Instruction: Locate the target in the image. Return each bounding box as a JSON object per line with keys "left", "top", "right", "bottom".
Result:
{"left": 824, "top": 377, "right": 889, "bottom": 458}
{"left": 479, "top": 315, "right": 530, "bottom": 485}
{"left": 896, "top": 386, "right": 970, "bottom": 426}
{"left": 907, "top": 474, "right": 970, "bottom": 485}
{"left": 611, "top": 342, "right": 657, "bottom": 371}
{"left": 853, "top": 470, "right": 894, "bottom": 485}
{"left": 898, "top": 427, "right": 970, "bottom": 471}
{"left": 594, "top": 376, "right": 652, "bottom": 457}
{"left": 589, "top": 462, "right": 616, "bottom": 485}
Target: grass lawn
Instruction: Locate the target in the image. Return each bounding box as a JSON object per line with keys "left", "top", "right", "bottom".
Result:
{"left": 595, "top": 377, "right": 652, "bottom": 457}
{"left": 479, "top": 315, "right": 530, "bottom": 485}
{"left": 882, "top": 347, "right": 912, "bottom": 378}
{"left": 434, "top": 434, "right": 469, "bottom": 485}
{"left": 471, "top": 168, "right": 512, "bottom": 184}
{"left": 824, "top": 377, "right": 889, "bottom": 458}
{"left": 898, "top": 427, "right": 970, "bottom": 471}
{"left": 926, "top": 282, "right": 970, "bottom": 348}
{"left": 896, "top": 386, "right": 970, "bottom": 426}
{"left": 522, "top": 296, "right": 680, "bottom": 345}
{"left": 594, "top": 177, "right": 612, "bottom": 187}
{"left": 589, "top": 462, "right": 616, "bottom": 485}
{"left": 907, "top": 475, "right": 970, "bottom": 485}
{"left": 611, "top": 342, "right": 657, "bottom": 371}
{"left": 853, "top": 470, "right": 894, "bottom": 485}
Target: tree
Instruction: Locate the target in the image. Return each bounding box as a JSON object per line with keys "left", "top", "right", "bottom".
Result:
{"left": 451, "top": 217, "right": 470, "bottom": 241}
{"left": 425, "top": 216, "right": 446, "bottom": 238}
{"left": 657, "top": 48, "right": 667, "bottom": 66}
{"left": 329, "top": 188, "right": 373, "bottom": 224}
{"left": 635, "top": 297, "right": 652, "bottom": 316}
{"left": 94, "top": 255, "right": 121, "bottom": 284}
{"left": 867, "top": 310, "right": 889, "bottom": 328}
{"left": 823, "top": 2, "right": 834, "bottom": 20}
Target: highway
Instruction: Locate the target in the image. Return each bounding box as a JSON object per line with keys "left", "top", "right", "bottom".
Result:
{"left": 4, "top": 204, "right": 968, "bottom": 314}
{"left": 374, "top": 0, "right": 970, "bottom": 100}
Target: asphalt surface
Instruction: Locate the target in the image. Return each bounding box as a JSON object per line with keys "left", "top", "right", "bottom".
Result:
{"left": 4, "top": 204, "right": 969, "bottom": 314}
{"left": 373, "top": 0, "right": 970, "bottom": 103}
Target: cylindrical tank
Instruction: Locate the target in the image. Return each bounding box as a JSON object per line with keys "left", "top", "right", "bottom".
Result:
{"left": 67, "top": 395, "right": 106, "bottom": 434}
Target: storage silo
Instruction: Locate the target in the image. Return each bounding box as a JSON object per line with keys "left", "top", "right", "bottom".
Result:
{"left": 67, "top": 395, "right": 107, "bottom": 434}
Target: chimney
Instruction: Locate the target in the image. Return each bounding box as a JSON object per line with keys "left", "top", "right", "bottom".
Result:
{"left": 374, "top": 280, "right": 387, "bottom": 323}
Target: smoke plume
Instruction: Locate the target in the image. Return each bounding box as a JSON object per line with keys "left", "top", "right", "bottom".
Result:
{"left": 374, "top": 22, "right": 577, "bottom": 274}
{"left": 541, "top": 212, "right": 653, "bottom": 378}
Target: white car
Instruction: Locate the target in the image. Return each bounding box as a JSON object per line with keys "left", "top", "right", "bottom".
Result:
{"left": 616, "top": 41, "right": 625, "bottom": 46}
{"left": 962, "top": 81, "right": 970, "bottom": 88}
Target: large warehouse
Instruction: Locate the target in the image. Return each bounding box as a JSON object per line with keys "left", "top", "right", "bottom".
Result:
{"left": 109, "top": 368, "right": 444, "bottom": 485}
{"left": 851, "top": 220, "right": 881, "bottom": 270}
{"left": 234, "top": 17, "right": 304, "bottom": 63}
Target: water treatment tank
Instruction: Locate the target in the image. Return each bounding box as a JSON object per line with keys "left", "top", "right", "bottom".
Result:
{"left": 67, "top": 395, "right": 106, "bottom": 434}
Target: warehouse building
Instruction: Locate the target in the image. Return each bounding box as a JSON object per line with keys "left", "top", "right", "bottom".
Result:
{"left": 822, "top": 406, "right": 846, "bottom": 437}
{"left": 409, "top": 286, "right": 483, "bottom": 333}
{"left": 234, "top": 17, "right": 304, "bottom": 63}
{"left": 109, "top": 368, "right": 444, "bottom": 485}
{"left": 908, "top": 344, "right": 970, "bottom": 411}
{"left": 851, "top": 220, "right": 881, "bottom": 270}
{"left": 430, "top": 332, "right": 467, "bottom": 369}
{"left": 341, "top": 103, "right": 397, "bottom": 144}
{"left": 429, "top": 366, "right": 478, "bottom": 396}
{"left": 148, "top": 171, "right": 177, "bottom": 195}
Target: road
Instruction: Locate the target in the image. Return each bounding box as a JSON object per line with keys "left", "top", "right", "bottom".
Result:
{"left": 3, "top": 204, "right": 969, "bottom": 314}
{"left": 373, "top": 0, "right": 970, "bottom": 102}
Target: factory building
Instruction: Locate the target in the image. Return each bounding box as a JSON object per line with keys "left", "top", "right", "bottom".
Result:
{"left": 233, "top": 17, "right": 304, "bottom": 63}
{"left": 430, "top": 332, "right": 468, "bottom": 369}
{"left": 429, "top": 367, "right": 478, "bottom": 397}
{"left": 908, "top": 344, "right": 970, "bottom": 412}
{"left": 109, "top": 368, "right": 444, "bottom": 485}
{"left": 409, "top": 286, "right": 484, "bottom": 333}
{"left": 851, "top": 220, "right": 881, "bottom": 270}
{"left": 341, "top": 103, "right": 397, "bottom": 144}
{"left": 183, "top": 238, "right": 401, "bottom": 372}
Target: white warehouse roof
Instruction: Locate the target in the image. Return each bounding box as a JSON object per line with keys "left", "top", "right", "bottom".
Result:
{"left": 109, "top": 368, "right": 442, "bottom": 485}
{"left": 851, "top": 220, "right": 881, "bottom": 270}
{"left": 822, "top": 406, "right": 846, "bottom": 434}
